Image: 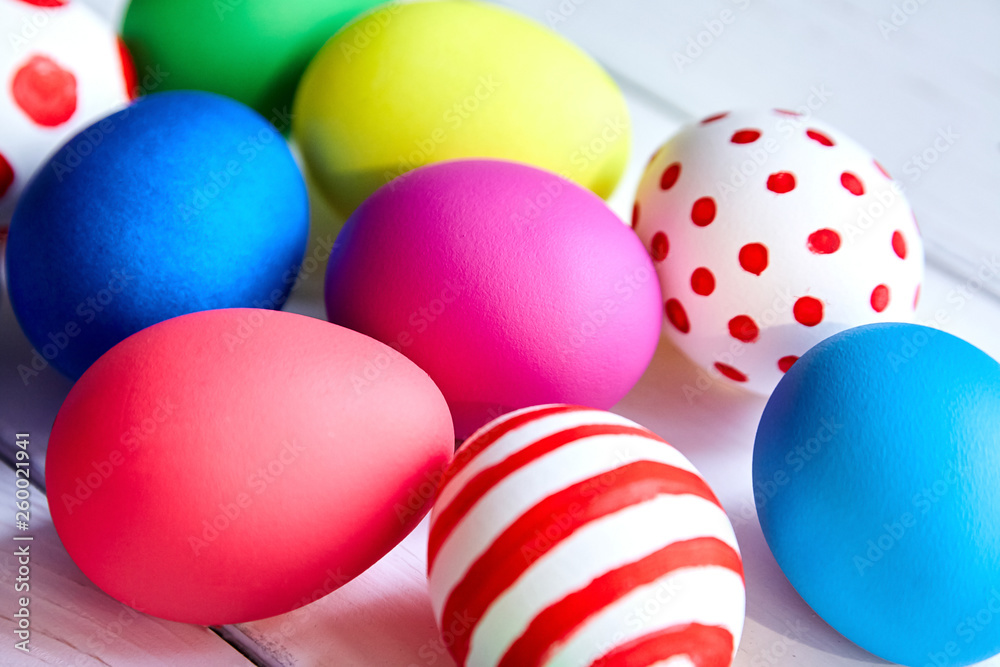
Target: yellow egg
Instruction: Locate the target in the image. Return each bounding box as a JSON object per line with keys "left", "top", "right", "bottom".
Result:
{"left": 293, "top": 0, "right": 630, "bottom": 216}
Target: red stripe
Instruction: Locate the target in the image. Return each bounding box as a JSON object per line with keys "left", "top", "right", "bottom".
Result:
{"left": 437, "top": 405, "right": 580, "bottom": 499}
{"left": 440, "top": 461, "right": 721, "bottom": 665}
{"left": 498, "top": 538, "right": 743, "bottom": 667}
{"left": 428, "top": 423, "right": 660, "bottom": 572}
{"left": 590, "top": 623, "right": 734, "bottom": 667}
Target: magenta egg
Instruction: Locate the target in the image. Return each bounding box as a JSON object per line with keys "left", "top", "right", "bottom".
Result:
{"left": 325, "top": 159, "right": 662, "bottom": 438}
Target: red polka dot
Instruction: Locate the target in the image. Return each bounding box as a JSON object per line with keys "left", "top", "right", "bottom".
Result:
{"left": 870, "top": 284, "right": 890, "bottom": 312}
{"left": 691, "top": 197, "right": 716, "bottom": 226}
{"left": 714, "top": 362, "right": 748, "bottom": 382}
{"left": 15, "top": 0, "right": 68, "bottom": 6}
{"left": 118, "top": 37, "right": 138, "bottom": 101}
{"left": 0, "top": 153, "right": 13, "bottom": 199}
{"left": 806, "top": 129, "right": 834, "bottom": 147}
{"left": 774, "top": 109, "right": 801, "bottom": 116}
{"left": 691, "top": 267, "right": 715, "bottom": 296}
{"left": 651, "top": 231, "right": 669, "bottom": 261}
{"left": 731, "top": 129, "right": 761, "bottom": 144}
{"left": 914, "top": 284, "right": 921, "bottom": 310}
{"left": 631, "top": 202, "right": 640, "bottom": 229}
{"left": 660, "top": 162, "right": 681, "bottom": 190}
{"left": 892, "top": 230, "right": 907, "bottom": 259}
{"left": 767, "top": 171, "right": 796, "bottom": 194}
{"left": 807, "top": 228, "right": 841, "bottom": 254}
{"left": 739, "top": 243, "right": 769, "bottom": 275}
{"left": 665, "top": 299, "right": 690, "bottom": 334}
{"left": 728, "top": 315, "right": 760, "bottom": 343}
{"left": 701, "top": 112, "right": 729, "bottom": 124}
{"left": 840, "top": 171, "right": 865, "bottom": 196}
{"left": 875, "top": 160, "right": 891, "bottom": 178}
{"left": 793, "top": 296, "right": 824, "bottom": 327}
{"left": 778, "top": 355, "right": 799, "bottom": 373}
{"left": 12, "top": 55, "right": 77, "bottom": 127}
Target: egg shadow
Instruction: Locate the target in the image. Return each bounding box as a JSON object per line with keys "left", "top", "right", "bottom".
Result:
{"left": 235, "top": 518, "right": 453, "bottom": 667}
{"left": 0, "top": 238, "right": 73, "bottom": 483}
{"left": 733, "top": 519, "right": 891, "bottom": 664}
{"left": 615, "top": 334, "right": 889, "bottom": 663}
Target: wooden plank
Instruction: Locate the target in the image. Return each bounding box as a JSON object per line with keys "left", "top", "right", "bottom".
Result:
{"left": 0, "top": 461, "right": 250, "bottom": 666}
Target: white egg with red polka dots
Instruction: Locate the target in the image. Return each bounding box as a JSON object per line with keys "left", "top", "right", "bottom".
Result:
{"left": 633, "top": 109, "right": 924, "bottom": 395}
{"left": 0, "top": 0, "right": 134, "bottom": 221}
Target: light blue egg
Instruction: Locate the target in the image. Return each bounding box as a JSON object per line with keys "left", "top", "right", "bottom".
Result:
{"left": 754, "top": 322, "right": 1000, "bottom": 667}
{"left": 5, "top": 91, "right": 309, "bottom": 379}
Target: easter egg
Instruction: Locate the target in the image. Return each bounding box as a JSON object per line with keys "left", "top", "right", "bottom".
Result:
{"left": 5, "top": 91, "right": 308, "bottom": 380}
{"left": 754, "top": 323, "right": 1000, "bottom": 666}
{"left": 324, "top": 159, "right": 661, "bottom": 439}
{"left": 122, "top": 0, "right": 384, "bottom": 121}
{"left": 428, "top": 405, "right": 746, "bottom": 666}
{"left": 633, "top": 109, "right": 924, "bottom": 394}
{"left": 46, "top": 308, "right": 454, "bottom": 625}
{"left": 0, "top": 0, "right": 133, "bottom": 219}
{"left": 293, "top": 0, "right": 630, "bottom": 216}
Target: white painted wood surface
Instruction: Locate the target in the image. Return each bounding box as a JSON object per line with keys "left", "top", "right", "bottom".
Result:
{"left": 1, "top": 0, "right": 998, "bottom": 665}
{"left": 0, "top": 466, "right": 249, "bottom": 666}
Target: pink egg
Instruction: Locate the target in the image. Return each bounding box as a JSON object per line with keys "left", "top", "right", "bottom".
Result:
{"left": 634, "top": 110, "right": 924, "bottom": 394}
{"left": 46, "top": 308, "right": 454, "bottom": 625}
{"left": 325, "top": 159, "right": 662, "bottom": 439}
{"left": 428, "top": 405, "right": 746, "bottom": 666}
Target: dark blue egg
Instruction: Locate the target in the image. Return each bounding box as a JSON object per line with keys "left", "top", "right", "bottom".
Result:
{"left": 754, "top": 322, "right": 1000, "bottom": 667}
{"left": 5, "top": 91, "right": 309, "bottom": 379}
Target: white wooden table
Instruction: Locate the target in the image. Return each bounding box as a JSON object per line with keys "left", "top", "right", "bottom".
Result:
{"left": 2, "top": 0, "right": 999, "bottom": 665}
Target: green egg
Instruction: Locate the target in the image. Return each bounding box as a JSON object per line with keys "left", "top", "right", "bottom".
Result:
{"left": 122, "top": 0, "right": 384, "bottom": 123}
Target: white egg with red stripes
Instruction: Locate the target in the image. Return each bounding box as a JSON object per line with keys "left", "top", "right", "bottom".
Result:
{"left": 0, "top": 0, "right": 135, "bottom": 220}
{"left": 427, "top": 404, "right": 745, "bottom": 667}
